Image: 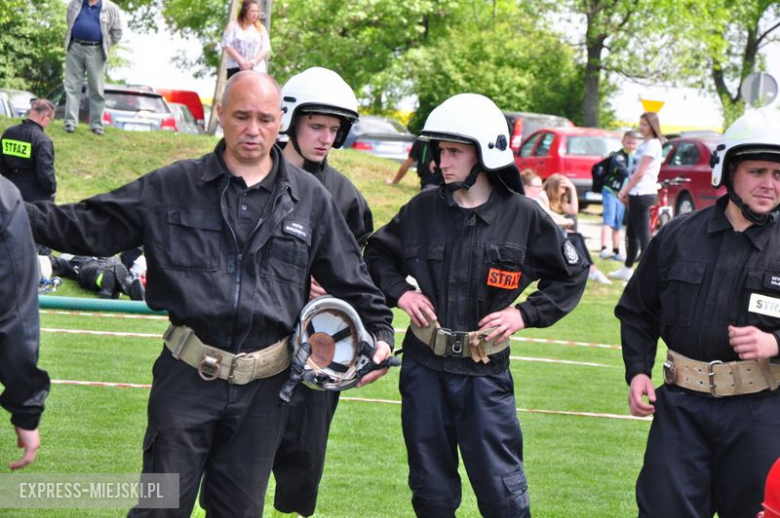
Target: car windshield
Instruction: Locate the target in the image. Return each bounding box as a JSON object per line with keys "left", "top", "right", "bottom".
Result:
{"left": 105, "top": 92, "right": 169, "bottom": 113}
{"left": 566, "top": 136, "right": 621, "bottom": 156}
{"left": 355, "top": 118, "right": 408, "bottom": 135}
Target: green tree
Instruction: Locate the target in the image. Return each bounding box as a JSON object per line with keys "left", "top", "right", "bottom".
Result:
{"left": 705, "top": 1, "right": 780, "bottom": 125}
{"left": 0, "top": 0, "right": 67, "bottom": 96}
{"left": 406, "top": 2, "right": 596, "bottom": 133}
{"left": 549, "top": 0, "right": 706, "bottom": 127}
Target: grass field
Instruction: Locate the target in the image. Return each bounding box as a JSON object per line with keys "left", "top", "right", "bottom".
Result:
{"left": 0, "top": 119, "right": 666, "bottom": 516}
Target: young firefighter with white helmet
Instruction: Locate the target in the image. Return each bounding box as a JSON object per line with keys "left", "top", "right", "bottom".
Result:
{"left": 616, "top": 107, "right": 780, "bottom": 516}
{"left": 364, "top": 93, "right": 588, "bottom": 517}
{"left": 273, "top": 66, "right": 374, "bottom": 517}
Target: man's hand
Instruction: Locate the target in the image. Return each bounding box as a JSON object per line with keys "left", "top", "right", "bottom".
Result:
{"left": 477, "top": 306, "right": 525, "bottom": 344}
{"left": 729, "top": 325, "right": 780, "bottom": 360}
{"left": 357, "top": 341, "right": 393, "bottom": 387}
{"left": 628, "top": 374, "right": 656, "bottom": 417}
{"left": 618, "top": 188, "right": 629, "bottom": 204}
{"left": 385, "top": 178, "right": 397, "bottom": 185}
{"left": 309, "top": 277, "right": 327, "bottom": 300}
{"left": 10, "top": 427, "right": 40, "bottom": 470}
{"left": 398, "top": 291, "right": 437, "bottom": 328}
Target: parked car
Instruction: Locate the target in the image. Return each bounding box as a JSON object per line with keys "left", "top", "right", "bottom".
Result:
{"left": 156, "top": 89, "right": 206, "bottom": 131}
{"left": 503, "top": 111, "right": 574, "bottom": 152}
{"left": 515, "top": 127, "right": 623, "bottom": 205}
{"left": 168, "top": 102, "right": 203, "bottom": 135}
{"left": 0, "top": 91, "right": 14, "bottom": 118}
{"left": 658, "top": 137, "right": 725, "bottom": 216}
{"left": 0, "top": 88, "right": 37, "bottom": 117}
{"left": 343, "top": 115, "right": 415, "bottom": 162}
{"left": 46, "top": 84, "right": 177, "bottom": 132}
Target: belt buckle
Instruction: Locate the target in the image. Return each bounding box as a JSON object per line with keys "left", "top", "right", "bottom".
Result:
{"left": 707, "top": 360, "right": 723, "bottom": 397}
{"left": 662, "top": 356, "right": 677, "bottom": 384}
{"left": 198, "top": 352, "right": 222, "bottom": 381}
{"left": 227, "top": 353, "right": 246, "bottom": 384}
{"left": 436, "top": 327, "right": 468, "bottom": 356}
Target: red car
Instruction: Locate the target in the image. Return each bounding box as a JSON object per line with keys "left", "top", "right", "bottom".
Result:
{"left": 659, "top": 137, "right": 726, "bottom": 216}
{"left": 515, "top": 127, "right": 622, "bottom": 205}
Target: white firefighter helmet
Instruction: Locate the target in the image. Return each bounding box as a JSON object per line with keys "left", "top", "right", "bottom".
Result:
{"left": 279, "top": 67, "right": 359, "bottom": 149}
{"left": 291, "top": 296, "right": 376, "bottom": 391}
{"left": 711, "top": 107, "right": 780, "bottom": 189}
{"left": 420, "top": 93, "right": 513, "bottom": 171}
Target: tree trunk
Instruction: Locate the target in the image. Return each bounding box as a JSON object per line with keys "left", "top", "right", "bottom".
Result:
{"left": 583, "top": 44, "right": 602, "bottom": 128}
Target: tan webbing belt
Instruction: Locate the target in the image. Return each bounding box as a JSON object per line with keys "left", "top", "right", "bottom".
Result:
{"left": 663, "top": 349, "right": 780, "bottom": 397}
{"left": 163, "top": 325, "right": 291, "bottom": 384}
{"left": 410, "top": 321, "right": 508, "bottom": 364}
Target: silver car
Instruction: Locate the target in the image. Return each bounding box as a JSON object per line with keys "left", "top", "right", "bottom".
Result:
{"left": 343, "top": 115, "right": 416, "bottom": 162}
{"left": 47, "top": 84, "right": 177, "bottom": 132}
{"left": 0, "top": 88, "right": 37, "bottom": 117}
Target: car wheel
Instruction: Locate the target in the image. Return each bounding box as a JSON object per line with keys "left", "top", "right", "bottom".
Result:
{"left": 676, "top": 193, "right": 695, "bottom": 215}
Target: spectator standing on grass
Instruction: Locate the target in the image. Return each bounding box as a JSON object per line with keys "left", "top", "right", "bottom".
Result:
{"left": 63, "top": 0, "right": 123, "bottom": 135}
{"left": 521, "top": 169, "right": 573, "bottom": 230}
{"left": 611, "top": 112, "right": 664, "bottom": 281}
{"left": 599, "top": 131, "right": 639, "bottom": 261}
{"left": 386, "top": 136, "right": 442, "bottom": 190}
{"left": 222, "top": 0, "right": 271, "bottom": 80}
{"left": 272, "top": 66, "right": 373, "bottom": 517}
{"left": 544, "top": 173, "right": 611, "bottom": 284}
{"left": 25, "top": 71, "right": 394, "bottom": 516}
{"left": 364, "top": 93, "right": 588, "bottom": 517}
{"left": 616, "top": 107, "right": 780, "bottom": 516}
{"left": 0, "top": 176, "right": 50, "bottom": 470}
{"left": 0, "top": 99, "right": 57, "bottom": 203}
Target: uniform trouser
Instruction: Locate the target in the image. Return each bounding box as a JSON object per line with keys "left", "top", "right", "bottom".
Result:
{"left": 128, "top": 347, "right": 289, "bottom": 518}
{"left": 64, "top": 43, "right": 107, "bottom": 130}
{"left": 625, "top": 194, "right": 656, "bottom": 268}
{"left": 636, "top": 384, "right": 780, "bottom": 518}
{"left": 399, "top": 356, "right": 530, "bottom": 518}
{"left": 272, "top": 387, "right": 339, "bottom": 516}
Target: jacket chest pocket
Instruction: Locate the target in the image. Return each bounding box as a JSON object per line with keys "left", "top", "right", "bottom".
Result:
{"left": 403, "top": 242, "right": 445, "bottom": 295}
{"left": 161, "top": 208, "right": 222, "bottom": 271}
{"left": 261, "top": 236, "right": 310, "bottom": 286}
{"left": 481, "top": 244, "right": 525, "bottom": 304}
{"left": 660, "top": 261, "right": 706, "bottom": 327}
{"left": 742, "top": 270, "right": 780, "bottom": 331}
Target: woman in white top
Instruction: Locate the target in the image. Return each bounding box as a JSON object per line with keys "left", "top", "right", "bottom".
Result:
{"left": 611, "top": 111, "right": 665, "bottom": 281}
{"left": 222, "top": 0, "right": 271, "bottom": 79}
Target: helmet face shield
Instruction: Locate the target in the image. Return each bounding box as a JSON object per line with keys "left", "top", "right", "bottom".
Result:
{"left": 291, "top": 296, "right": 375, "bottom": 392}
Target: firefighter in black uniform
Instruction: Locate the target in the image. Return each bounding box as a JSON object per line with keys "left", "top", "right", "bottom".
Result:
{"left": 25, "top": 71, "right": 394, "bottom": 517}
{"left": 0, "top": 176, "right": 51, "bottom": 470}
{"left": 364, "top": 93, "right": 589, "bottom": 517}
{"left": 272, "top": 66, "right": 374, "bottom": 517}
{"left": 616, "top": 107, "right": 780, "bottom": 517}
{"left": 0, "top": 99, "right": 57, "bottom": 203}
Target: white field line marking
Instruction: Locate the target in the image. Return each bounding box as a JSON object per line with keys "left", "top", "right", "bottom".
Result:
{"left": 42, "top": 328, "right": 161, "bottom": 338}
{"left": 42, "top": 329, "right": 618, "bottom": 368}
{"left": 41, "top": 316, "right": 620, "bottom": 350}
{"left": 509, "top": 356, "right": 616, "bottom": 368}
{"left": 41, "top": 310, "right": 168, "bottom": 321}
{"left": 49, "top": 380, "right": 649, "bottom": 422}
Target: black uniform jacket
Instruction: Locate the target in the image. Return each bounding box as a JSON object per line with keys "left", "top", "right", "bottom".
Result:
{"left": 617, "top": 196, "right": 780, "bottom": 384}
{"left": 365, "top": 186, "right": 588, "bottom": 375}
{"left": 0, "top": 177, "right": 50, "bottom": 430}
{"left": 26, "top": 142, "right": 394, "bottom": 352}
{"left": 310, "top": 158, "right": 373, "bottom": 246}
{"left": 0, "top": 119, "right": 56, "bottom": 202}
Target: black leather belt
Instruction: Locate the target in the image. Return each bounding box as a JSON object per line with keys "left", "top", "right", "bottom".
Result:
{"left": 73, "top": 39, "right": 101, "bottom": 46}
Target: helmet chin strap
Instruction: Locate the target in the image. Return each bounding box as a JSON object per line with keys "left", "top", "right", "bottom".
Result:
{"left": 728, "top": 189, "right": 780, "bottom": 225}
{"left": 444, "top": 165, "right": 481, "bottom": 193}
{"left": 289, "top": 129, "right": 325, "bottom": 173}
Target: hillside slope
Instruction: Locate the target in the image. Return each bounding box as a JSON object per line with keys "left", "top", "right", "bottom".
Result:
{"left": 0, "top": 118, "right": 420, "bottom": 227}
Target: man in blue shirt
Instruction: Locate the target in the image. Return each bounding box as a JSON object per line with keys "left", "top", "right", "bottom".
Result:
{"left": 63, "top": 0, "right": 123, "bottom": 135}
